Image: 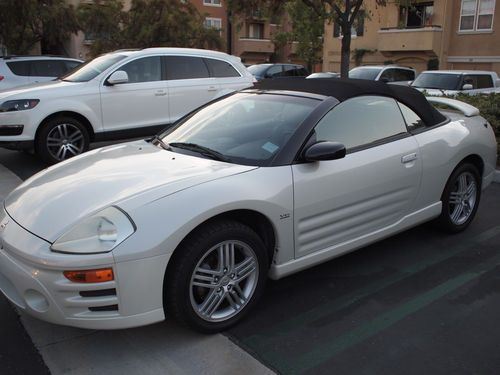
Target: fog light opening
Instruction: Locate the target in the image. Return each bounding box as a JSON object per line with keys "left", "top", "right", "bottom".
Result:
{"left": 24, "top": 289, "right": 49, "bottom": 313}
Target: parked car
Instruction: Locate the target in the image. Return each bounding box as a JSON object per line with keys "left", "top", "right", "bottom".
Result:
{"left": 306, "top": 72, "right": 340, "bottom": 79}
{"left": 411, "top": 70, "right": 500, "bottom": 95}
{"left": 349, "top": 65, "right": 416, "bottom": 83}
{"left": 0, "top": 48, "right": 253, "bottom": 163}
{"left": 247, "top": 63, "right": 309, "bottom": 81}
{"left": 0, "top": 78, "right": 496, "bottom": 333}
{"left": 0, "top": 55, "right": 83, "bottom": 91}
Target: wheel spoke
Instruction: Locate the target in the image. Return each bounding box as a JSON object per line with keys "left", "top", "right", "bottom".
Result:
{"left": 449, "top": 192, "right": 461, "bottom": 205}
{"left": 465, "top": 182, "right": 476, "bottom": 200}
{"left": 225, "top": 291, "right": 238, "bottom": 310}
{"left": 66, "top": 144, "right": 80, "bottom": 156}
{"left": 199, "top": 290, "right": 224, "bottom": 317}
{"left": 458, "top": 174, "right": 468, "bottom": 193}
{"left": 231, "top": 284, "right": 247, "bottom": 305}
{"left": 69, "top": 132, "right": 83, "bottom": 143}
{"left": 235, "top": 257, "right": 256, "bottom": 282}
{"left": 218, "top": 242, "right": 235, "bottom": 273}
{"left": 451, "top": 205, "right": 463, "bottom": 223}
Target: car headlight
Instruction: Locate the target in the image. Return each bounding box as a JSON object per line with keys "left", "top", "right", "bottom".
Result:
{"left": 0, "top": 99, "right": 40, "bottom": 112}
{"left": 51, "top": 206, "right": 135, "bottom": 254}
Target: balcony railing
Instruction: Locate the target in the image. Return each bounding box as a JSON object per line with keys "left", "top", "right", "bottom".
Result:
{"left": 377, "top": 26, "right": 443, "bottom": 54}
{"left": 238, "top": 38, "right": 274, "bottom": 54}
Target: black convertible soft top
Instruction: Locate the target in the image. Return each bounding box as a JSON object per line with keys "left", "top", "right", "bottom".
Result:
{"left": 254, "top": 78, "right": 447, "bottom": 127}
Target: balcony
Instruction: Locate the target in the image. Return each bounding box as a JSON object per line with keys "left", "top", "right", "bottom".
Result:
{"left": 238, "top": 38, "right": 274, "bottom": 54}
{"left": 377, "top": 26, "right": 443, "bottom": 55}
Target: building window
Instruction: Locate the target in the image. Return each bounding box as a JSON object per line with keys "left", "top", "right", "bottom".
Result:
{"left": 203, "top": 0, "right": 221, "bottom": 6}
{"left": 333, "top": 10, "right": 364, "bottom": 38}
{"left": 460, "top": 0, "right": 496, "bottom": 31}
{"left": 248, "top": 23, "right": 264, "bottom": 39}
{"left": 204, "top": 17, "right": 222, "bottom": 32}
{"left": 399, "top": 2, "right": 434, "bottom": 28}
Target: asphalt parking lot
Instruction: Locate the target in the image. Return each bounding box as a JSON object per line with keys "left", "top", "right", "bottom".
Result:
{"left": 1, "top": 146, "right": 500, "bottom": 375}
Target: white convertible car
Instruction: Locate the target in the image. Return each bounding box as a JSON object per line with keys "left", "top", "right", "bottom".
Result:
{"left": 0, "top": 79, "right": 497, "bottom": 333}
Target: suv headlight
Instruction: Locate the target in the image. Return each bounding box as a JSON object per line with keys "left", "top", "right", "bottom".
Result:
{"left": 51, "top": 207, "right": 135, "bottom": 254}
{"left": 0, "top": 99, "right": 40, "bottom": 112}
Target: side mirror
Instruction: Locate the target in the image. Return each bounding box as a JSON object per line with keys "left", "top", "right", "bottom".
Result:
{"left": 107, "top": 70, "right": 129, "bottom": 85}
{"left": 462, "top": 83, "right": 473, "bottom": 90}
{"left": 303, "top": 141, "right": 346, "bottom": 162}
{"left": 379, "top": 77, "right": 390, "bottom": 83}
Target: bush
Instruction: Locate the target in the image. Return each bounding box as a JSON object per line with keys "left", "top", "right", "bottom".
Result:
{"left": 441, "top": 93, "right": 500, "bottom": 166}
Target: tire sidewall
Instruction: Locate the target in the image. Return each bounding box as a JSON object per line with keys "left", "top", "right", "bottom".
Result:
{"left": 36, "top": 116, "right": 90, "bottom": 164}
{"left": 440, "top": 163, "right": 481, "bottom": 233}
{"left": 166, "top": 221, "right": 268, "bottom": 333}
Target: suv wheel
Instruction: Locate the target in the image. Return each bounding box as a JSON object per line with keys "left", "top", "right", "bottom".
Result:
{"left": 36, "top": 117, "right": 90, "bottom": 164}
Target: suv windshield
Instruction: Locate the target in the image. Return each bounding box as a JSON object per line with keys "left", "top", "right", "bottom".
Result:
{"left": 411, "top": 73, "right": 462, "bottom": 90}
{"left": 60, "top": 54, "right": 127, "bottom": 82}
{"left": 349, "top": 67, "right": 383, "bottom": 80}
{"left": 160, "top": 92, "right": 319, "bottom": 166}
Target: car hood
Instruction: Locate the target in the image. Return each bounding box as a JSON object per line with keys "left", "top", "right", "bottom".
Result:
{"left": 0, "top": 80, "right": 81, "bottom": 100}
{"left": 4, "top": 140, "right": 256, "bottom": 242}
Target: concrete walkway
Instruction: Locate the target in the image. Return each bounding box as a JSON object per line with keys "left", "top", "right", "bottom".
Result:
{"left": 0, "top": 164, "right": 274, "bottom": 375}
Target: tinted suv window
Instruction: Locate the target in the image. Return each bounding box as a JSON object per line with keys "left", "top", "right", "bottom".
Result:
{"left": 314, "top": 96, "right": 407, "bottom": 150}
{"left": 63, "top": 60, "right": 82, "bottom": 72}
{"left": 120, "top": 56, "right": 162, "bottom": 83}
{"left": 475, "top": 75, "right": 494, "bottom": 88}
{"left": 265, "top": 65, "right": 283, "bottom": 78}
{"left": 6, "top": 61, "right": 30, "bottom": 76}
{"left": 394, "top": 69, "right": 415, "bottom": 81}
{"left": 31, "top": 60, "right": 66, "bottom": 77}
{"left": 166, "top": 56, "right": 209, "bottom": 80}
{"left": 204, "top": 58, "right": 240, "bottom": 78}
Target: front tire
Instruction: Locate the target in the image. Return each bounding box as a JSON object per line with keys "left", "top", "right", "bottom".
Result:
{"left": 165, "top": 220, "right": 268, "bottom": 333}
{"left": 35, "top": 116, "right": 89, "bottom": 164}
{"left": 437, "top": 163, "right": 481, "bottom": 233}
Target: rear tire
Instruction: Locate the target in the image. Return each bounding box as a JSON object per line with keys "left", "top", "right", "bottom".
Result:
{"left": 35, "top": 116, "right": 89, "bottom": 164}
{"left": 436, "top": 163, "right": 481, "bottom": 233}
{"left": 164, "top": 220, "right": 268, "bottom": 333}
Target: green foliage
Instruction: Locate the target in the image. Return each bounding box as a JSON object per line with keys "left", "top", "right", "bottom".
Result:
{"left": 427, "top": 58, "right": 439, "bottom": 70}
{"left": 78, "top": 0, "right": 223, "bottom": 57}
{"left": 353, "top": 48, "right": 374, "bottom": 66}
{"left": 0, "top": 0, "right": 79, "bottom": 55}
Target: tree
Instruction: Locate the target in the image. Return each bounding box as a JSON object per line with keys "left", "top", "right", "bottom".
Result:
{"left": 228, "top": 0, "right": 387, "bottom": 78}
{"left": 0, "top": 0, "right": 79, "bottom": 55}
{"left": 78, "top": 0, "right": 223, "bottom": 57}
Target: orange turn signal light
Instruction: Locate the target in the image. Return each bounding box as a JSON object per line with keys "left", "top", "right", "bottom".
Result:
{"left": 63, "top": 268, "right": 114, "bottom": 283}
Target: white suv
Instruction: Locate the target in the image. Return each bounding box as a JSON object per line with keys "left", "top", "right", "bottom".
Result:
{"left": 349, "top": 65, "right": 416, "bottom": 83}
{"left": 0, "top": 55, "right": 83, "bottom": 91}
{"left": 0, "top": 48, "right": 254, "bottom": 163}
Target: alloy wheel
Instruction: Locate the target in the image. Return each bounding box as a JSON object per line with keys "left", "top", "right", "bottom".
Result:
{"left": 46, "top": 123, "right": 85, "bottom": 161}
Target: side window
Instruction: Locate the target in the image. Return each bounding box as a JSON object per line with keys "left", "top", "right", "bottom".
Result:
{"left": 63, "top": 60, "right": 82, "bottom": 72}
{"left": 394, "top": 69, "right": 415, "bottom": 81}
{"left": 282, "top": 65, "right": 297, "bottom": 77}
{"left": 204, "top": 58, "right": 240, "bottom": 78}
{"left": 165, "top": 56, "right": 209, "bottom": 80}
{"left": 265, "top": 65, "right": 283, "bottom": 78}
{"left": 462, "top": 75, "right": 478, "bottom": 89}
{"left": 379, "top": 69, "right": 395, "bottom": 82}
{"left": 398, "top": 102, "right": 425, "bottom": 132}
{"left": 475, "top": 75, "right": 494, "bottom": 88}
{"left": 119, "top": 56, "right": 162, "bottom": 83}
{"left": 6, "top": 61, "right": 30, "bottom": 76}
{"left": 314, "top": 96, "right": 407, "bottom": 150}
{"left": 31, "top": 60, "right": 66, "bottom": 77}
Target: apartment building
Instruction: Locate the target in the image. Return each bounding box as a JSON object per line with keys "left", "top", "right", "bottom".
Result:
{"left": 322, "top": 0, "right": 500, "bottom": 74}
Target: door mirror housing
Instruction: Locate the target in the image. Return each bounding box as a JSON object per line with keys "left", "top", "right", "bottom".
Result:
{"left": 462, "top": 83, "right": 473, "bottom": 90}
{"left": 107, "top": 70, "right": 129, "bottom": 85}
{"left": 303, "top": 141, "right": 346, "bottom": 162}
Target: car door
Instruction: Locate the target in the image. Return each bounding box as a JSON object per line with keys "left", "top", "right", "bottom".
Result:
{"left": 292, "top": 96, "right": 422, "bottom": 257}
{"left": 165, "top": 55, "right": 220, "bottom": 123}
{"left": 100, "top": 55, "right": 168, "bottom": 132}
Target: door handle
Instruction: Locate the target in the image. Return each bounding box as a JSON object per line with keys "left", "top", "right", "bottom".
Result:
{"left": 208, "top": 86, "right": 217, "bottom": 92}
{"left": 155, "top": 90, "right": 167, "bottom": 96}
{"left": 401, "top": 153, "right": 418, "bottom": 164}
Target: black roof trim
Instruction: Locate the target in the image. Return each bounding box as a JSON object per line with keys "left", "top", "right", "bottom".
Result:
{"left": 254, "top": 77, "right": 447, "bottom": 127}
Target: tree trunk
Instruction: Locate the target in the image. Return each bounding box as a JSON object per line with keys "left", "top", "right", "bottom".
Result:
{"left": 340, "top": 25, "right": 351, "bottom": 78}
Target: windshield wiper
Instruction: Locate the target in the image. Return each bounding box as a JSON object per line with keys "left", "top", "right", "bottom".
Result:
{"left": 168, "top": 142, "right": 230, "bottom": 162}
{"left": 151, "top": 135, "right": 171, "bottom": 151}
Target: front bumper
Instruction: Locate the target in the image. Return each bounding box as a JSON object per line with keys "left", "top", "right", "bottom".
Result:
{"left": 0, "top": 207, "right": 167, "bottom": 329}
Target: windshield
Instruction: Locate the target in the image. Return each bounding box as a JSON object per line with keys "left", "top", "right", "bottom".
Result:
{"left": 60, "top": 54, "right": 127, "bottom": 82}
{"left": 411, "top": 73, "right": 462, "bottom": 90}
{"left": 160, "top": 92, "right": 319, "bottom": 166}
{"left": 349, "top": 67, "right": 383, "bottom": 80}
{"left": 247, "top": 64, "right": 271, "bottom": 76}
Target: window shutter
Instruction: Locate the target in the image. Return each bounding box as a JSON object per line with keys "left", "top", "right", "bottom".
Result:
{"left": 356, "top": 10, "right": 365, "bottom": 36}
